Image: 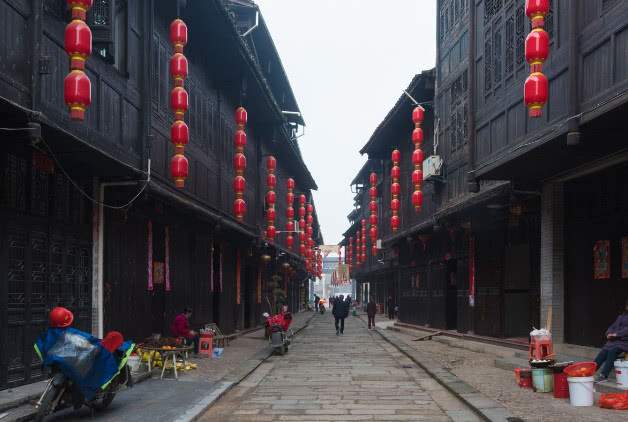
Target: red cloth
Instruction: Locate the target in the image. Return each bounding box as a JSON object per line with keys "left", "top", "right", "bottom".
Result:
{"left": 171, "top": 314, "right": 192, "bottom": 339}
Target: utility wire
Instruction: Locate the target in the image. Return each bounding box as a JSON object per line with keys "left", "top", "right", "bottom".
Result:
{"left": 38, "top": 136, "right": 150, "bottom": 210}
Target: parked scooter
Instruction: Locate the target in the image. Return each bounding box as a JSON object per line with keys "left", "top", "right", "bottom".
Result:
{"left": 33, "top": 307, "right": 134, "bottom": 422}
{"left": 263, "top": 310, "right": 293, "bottom": 355}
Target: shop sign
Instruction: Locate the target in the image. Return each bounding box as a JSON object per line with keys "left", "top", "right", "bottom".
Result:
{"left": 593, "top": 240, "right": 611, "bottom": 280}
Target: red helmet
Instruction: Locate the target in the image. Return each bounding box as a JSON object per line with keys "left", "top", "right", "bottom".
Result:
{"left": 49, "top": 307, "right": 74, "bottom": 328}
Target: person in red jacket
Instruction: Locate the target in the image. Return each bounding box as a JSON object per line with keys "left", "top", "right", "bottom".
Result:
{"left": 171, "top": 307, "right": 199, "bottom": 354}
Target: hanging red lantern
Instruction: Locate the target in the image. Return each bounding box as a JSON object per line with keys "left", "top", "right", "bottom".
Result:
{"left": 170, "top": 154, "right": 189, "bottom": 188}
{"left": 67, "top": 0, "right": 93, "bottom": 20}
{"left": 391, "top": 183, "right": 401, "bottom": 196}
{"left": 233, "top": 175, "right": 245, "bottom": 193}
{"left": 267, "top": 173, "right": 277, "bottom": 189}
{"left": 266, "top": 226, "right": 277, "bottom": 240}
{"left": 412, "top": 106, "right": 425, "bottom": 212}
{"left": 64, "top": 70, "right": 91, "bottom": 121}
{"left": 391, "top": 215, "right": 401, "bottom": 231}
{"left": 233, "top": 153, "right": 247, "bottom": 172}
{"left": 369, "top": 201, "right": 377, "bottom": 213}
{"left": 286, "top": 178, "right": 295, "bottom": 250}
{"left": 524, "top": 72, "right": 548, "bottom": 118}
{"left": 169, "top": 53, "right": 188, "bottom": 87}
{"left": 266, "top": 190, "right": 276, "bottom": 205}
{"left": 525, "top": 28, "right": 549, "bottom": 73}
{"left": 170, "top": 87, "right": 189, "bottom": 120}
{"left": 369, "top": 214, "right": 378, "bottom": 225}
{"left": 525, "top": 0, "right": 550, "bottom": 29}
{"left": 369, "top": 172, "right": 378, "bottom": 257}
{"left": 391, "top": 198, "right": 400, "bottom": 212}
{"left": 265, "top": 156, "right": 277, "bottom": 240}
{"left": 369, "top": 226, "right": 378, "bottom": 241}
{"left": 65, "top": 20, "right": 92, "bottom": 71}
{"left": 170, "top": 19, "right": 188, "bottom": 53}
{"left": 171, "top": 120, "right": 189, "bottom": 150}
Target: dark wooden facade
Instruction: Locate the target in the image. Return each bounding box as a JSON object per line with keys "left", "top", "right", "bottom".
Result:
{"left": 0, "top": 0, "right": 320, "bottom": 390}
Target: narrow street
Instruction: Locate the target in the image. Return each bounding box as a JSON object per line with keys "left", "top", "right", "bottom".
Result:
{"left": 200, "top": 314, "right": 480, "bottom": 421}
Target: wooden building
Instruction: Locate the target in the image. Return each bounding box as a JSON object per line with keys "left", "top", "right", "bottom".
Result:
{"left": 0, "top": 0, "right": 321, "bottom": 390}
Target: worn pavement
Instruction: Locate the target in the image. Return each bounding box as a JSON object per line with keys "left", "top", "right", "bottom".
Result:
{"left": 200, "top": 311, "right": 482, "bottom": 421}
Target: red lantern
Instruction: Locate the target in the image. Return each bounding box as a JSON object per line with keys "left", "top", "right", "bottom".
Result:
{"left": 391, "top": 183, "right": 401, "bottom": 196}
{"left": 286, "top": 192, "right": 294, "bottom": 206}
{"left": 266, "top": 156, "right": 277, "bottom": 171}
{"left": 171, "top": 120, "right": 189, "bottom": 149}
{"left": 412, "top": 190, "right": 424, "bottom": 212}
{"left": 391, "top": 199, "right": 401, "bottom": 212}
{"left": 412, "top": 127, "right": 424, "bottom": 145}
{"left": 67, "top": 0, "right": 93, "bottom": 20}
{"left": 267, "top": 173, "right": 277, "bottom": 189}
{"left": 286, "top": 235, "right": 294, "bottom": 249}
{"left": 412, "top": 169, "right": 423, "bottom": 186}
{"left": 266, "top": 190, "right": 276, "bottom": 205}
{"left": 369, "top": 172, "right": 377, "bottom": 185}
{"left": 391, "top": 215, "right": 400, "bottom": 231}
{"left": 307, "top": 204, "right": 313, "bottom": 214}
{"left": 412, "top": 105, "right": 425, "bottom": 125}
{"left": 299, "top": 206, "right": 306, "bottom": 218}
{"left": 525, "top": 0, "right": 550, "bottom": 29}
{"left": 369, "top": 202, "right": 378, "bottom": 213}
{"left": 525, "top": 28, "right": 549, "bottom": 73}
{"left": 391, "top": 149, "right": 401, "bottom": 163}
{"left": 233, "top": 153, "right": 247, "bottom": 173}
{"left": 170, "top": 19, "right": 188, "bottom": 53}
{"left": 170, "top": 154, "right": 189, "bottom": 188}
{"left": 266, "top": 226, "right": 277, "bottom": 240}
{"left": 287, "top": 178, "right": 295, "bottom": 190}
{"left": 65, "top": 20, "right": 92, "bottom": 71}
{"left": 307, "top": 226, "right": 313, "bottom": 236}
{"left": 64, "top": 70, "right": 92, "bottom": 121}
{"left": 170, "top": 87, "right": 189, "bottom": 120}
{"left": 307, "top": 215, "right": 313, "bottom": 224}
{"left": 412, "top": 149, "right": 425, "bottom": 166}
{"left": 524, "top": 72, "right": 548, "bottom": 118}
{"left": 287, "top": 207, "right": 295, "bottom": 220}
{"left": 391, "top": 166, "right": 401, "bottom": 179}
{"left": 369, "top": 187, "right": 377, "bottom": 199}
{"left": 369, "top": 214, "right": 378, "bottom": 225}
{"left": 233, "top": 175, "right": 246, "bottom": 193}
{"left": 233, "top": 199, "right": 247, "bottom": 219}
{"left": 169, "top": 53, "right": 188, "bottom": 87}
{"left": 370, "top": 226, "right": 378, "bottom": 241}
{"left": 236, "top": 107, "right": 247, "bottom": 126}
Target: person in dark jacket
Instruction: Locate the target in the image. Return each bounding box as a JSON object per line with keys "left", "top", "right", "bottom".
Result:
{"left": 314, "top": 295, "right": 320, "bottom": 312}
{"left": 387, "top": 296, "right": 395, "bottom": 320}
{"left": 333, "top": 295, "right": 347, "bottom": 335}
{"left": 595, "top": 301, "right": 628, "bottom": 382}
{"left": 367, "top": 296, "right": 377, "bottom": 329}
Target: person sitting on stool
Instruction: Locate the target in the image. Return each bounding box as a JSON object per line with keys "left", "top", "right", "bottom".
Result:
{"left": 595, "top": 300, "right": 628, "bottom": 382}
{"left": 171, "top": 307, "right": 199, "bottom": 355}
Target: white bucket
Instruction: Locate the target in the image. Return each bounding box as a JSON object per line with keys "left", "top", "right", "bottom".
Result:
{"left": 614, "top": 360, "right": 628, "bottom": 389}
{"left": 567, "top": 376, "right": 595, "bottom": 407}
{"left": 127, "top": 355, "right": 141, "bottom": 372}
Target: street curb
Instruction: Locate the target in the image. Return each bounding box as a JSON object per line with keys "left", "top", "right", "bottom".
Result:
{"left": 179, "top": 312, "right": 316, "bottom": 422}
{"left": 358, "top": 315, "right": 514, "bottom": 422}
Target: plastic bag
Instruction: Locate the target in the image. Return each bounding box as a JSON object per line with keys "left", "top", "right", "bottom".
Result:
{"left": 212, "top": 347, "right": 224, "bottom": 358}
{"left": 599, "top": 392, "right": 628, "bottom": 410}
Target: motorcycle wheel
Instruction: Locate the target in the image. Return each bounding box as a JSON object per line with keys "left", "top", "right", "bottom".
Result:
{"left": 89, "top": 392, "right": 116, "bottom": 410}
{"left": 33, "top": 385, "right": 60, "bottom": 422}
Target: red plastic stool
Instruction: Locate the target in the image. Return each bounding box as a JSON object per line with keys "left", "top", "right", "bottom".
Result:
{"left": 199, "top": 332, "right": 213, "bottom": 358}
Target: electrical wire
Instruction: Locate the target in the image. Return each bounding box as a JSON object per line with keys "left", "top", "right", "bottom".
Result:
{"left": 38, "top": 136, "right": 150, "bottom": 210}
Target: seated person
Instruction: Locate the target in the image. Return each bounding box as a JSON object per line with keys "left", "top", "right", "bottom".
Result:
{"left": 595, "top": 300, "right": 628, "bottom": 382}
{"left": 170, "top": 307, "right": 199, "bottom": 354}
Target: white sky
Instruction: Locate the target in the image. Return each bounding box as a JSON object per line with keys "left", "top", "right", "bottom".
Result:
{"left": 256, "top": 0, "right": 437, "bottom": 244}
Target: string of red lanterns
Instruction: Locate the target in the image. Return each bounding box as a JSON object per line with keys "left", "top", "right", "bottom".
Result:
{"left": 356, "top": 228, "right": 361, "bottom": 266}
{"left": 348, "top": 236, "right": 354, "bottom": 271}
{"left": 233, "top": 106, "right": 247, "bottom": 220}
{"left": 265, "top": 156, "right": 277, "bottom": 240}
{"left": 286, "top": 178, "right": 295, "bottom": 249}
{"left": 391, "top": 149, "right": 401, "bottom": 232}
{"left": 361, "top": 219, "right": 367, "bottom": 264}
{"left": 316, "top": 249, "right": 322, "bottom": 279}
{"left": 169, "top": 18, "right": 189, "bottom": 188}
{"left": 298, "top": 194, "right": 306, "bottom": 257}
{"left": 369, "top": 172, "right": 378, "bottom": 256}
{"left": 64, "top": 0, "right": 93, "bottom": 121}
{"left": 524, "top": 0, "right": 550, "bottom": 118}
{"left": 411, "top": 106, "right": 425, "bottom": 212}
{"left": 306, "top": 203, "right": 314, "bottom": 273}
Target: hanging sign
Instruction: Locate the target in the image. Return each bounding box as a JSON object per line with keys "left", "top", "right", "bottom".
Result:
{"left": 593, "top": 240, "right": 611, "bottom": 280}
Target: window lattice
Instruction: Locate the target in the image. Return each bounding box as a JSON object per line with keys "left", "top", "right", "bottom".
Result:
{"left": 484, "top": 0, "right": 503, "bottom": 25}
{"left": 484, "top": 39, "right": 492, "bottom": 92}
{"left": 505, "top": 17, "right": 514, "bottom": 75}
{"left": 493, "top": 25, "right": 502, "bottom": 84}
{"left": 515, "top": 5, "right": 526, "bottom": 66}
{"left": 44, "top": 0, "right": 66, "bottom": 20}
{"left": 91, "top": 0, "right": 111, "bottom": 26}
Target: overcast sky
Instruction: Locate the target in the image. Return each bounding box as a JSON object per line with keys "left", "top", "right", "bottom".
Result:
{"left": 256, "top": 0, "right": 437, "bottom": 245}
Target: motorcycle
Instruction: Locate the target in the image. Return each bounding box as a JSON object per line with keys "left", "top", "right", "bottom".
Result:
{"left": 33, "top": 307, "right": 134, "bottom": 422}
{"left": 319, "top": 303, "right": 326, "bottom": 314}
{"left": 263, "top": 311, "right": 293, "bottom": 355}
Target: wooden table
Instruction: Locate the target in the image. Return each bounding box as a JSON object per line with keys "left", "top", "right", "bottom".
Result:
{"left": 137, "top": 345, "right": 193, "bottom": 379}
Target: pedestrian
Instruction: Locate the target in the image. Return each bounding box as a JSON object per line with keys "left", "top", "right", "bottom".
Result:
{"left": 387, "top": 296, "right": 395, "bottom": 320}
{"left": 170, "top": 307, "right": 200, "bottom": 354}
{"left": 333, "top": 294, "right": 348, "bottom": 335}
{"left": 314, "top": 294, "right": 320, "bottom": 312}
{"left": 594, "top": 300, "right": 628, "bottom": 382}
{"left": 367, "top": 296, "right": 377, "bottom": 329}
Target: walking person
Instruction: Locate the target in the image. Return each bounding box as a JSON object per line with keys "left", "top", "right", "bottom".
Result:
{"left": 314, "top": 294, "right": 320, "bottom": 312}
{"left": 333, "top": 295, "right": 348, "bottom": 335}
{"left": 367, "top": 296, "right": 377, "bottom": 329}
{"left": 387, "top": 296, "right": 395, "bottom": 320}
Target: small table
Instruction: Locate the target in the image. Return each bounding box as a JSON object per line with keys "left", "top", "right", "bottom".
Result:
{"left": 137, "top": 345, "right": 193, "bottom": 380}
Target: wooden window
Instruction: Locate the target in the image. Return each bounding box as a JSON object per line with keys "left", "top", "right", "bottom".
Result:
{"left": 89, "top": 0, "right": 127, "bottom": 72}
{"left": 493, "top": 23, "right": 502, "bottom": 84}
{"left": 515, "top": 4, "right": 525, "bottom": 66}
{"left": 484, "top": 38, "right": 492, "bottom": 93}
{"left": 505, "top": 16, "right": 514, "bottom": 76}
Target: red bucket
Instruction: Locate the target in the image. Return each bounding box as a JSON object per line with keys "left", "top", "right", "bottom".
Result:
{"left": 553, "top": 371, "right": 569, "bottom": 398}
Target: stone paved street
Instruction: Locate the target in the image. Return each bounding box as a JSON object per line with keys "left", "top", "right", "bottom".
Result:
{"left": 200, "top": 313, "right": 480, "bottom": 421}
